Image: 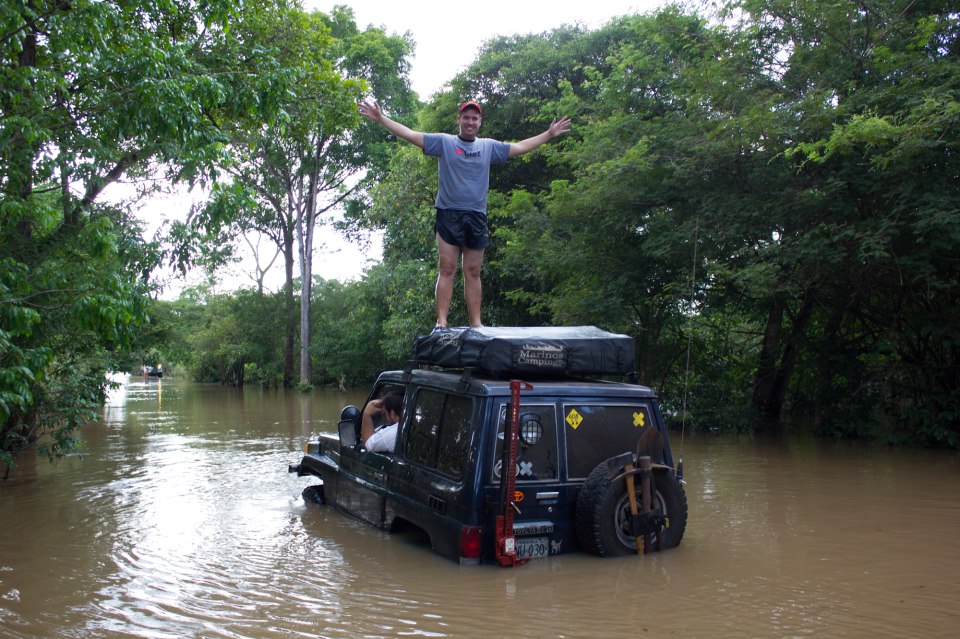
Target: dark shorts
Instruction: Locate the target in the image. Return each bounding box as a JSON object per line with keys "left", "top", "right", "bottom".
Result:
{"left": 434, "top": 208, "right": 490, "bottom": 250}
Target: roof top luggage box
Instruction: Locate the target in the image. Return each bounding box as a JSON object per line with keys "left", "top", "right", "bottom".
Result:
{"left": 413, "top": 326, "right": 635, "bottom": 378}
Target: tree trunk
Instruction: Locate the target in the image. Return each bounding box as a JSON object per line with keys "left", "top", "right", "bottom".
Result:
{"left": 752, "top": 293, "right": 785, "bottom": 428}
{"left": 283, "top": 227, "right": 296, "bottom": 387}
{"left": 2, "top": 444, "right": 38, "bottom": 482}
{"left": 812, "top": 294, "right": 849, "bottom": 430}
{"left": 751, "top": 290, "right": 816, "bottom": 431}
{"left": 299, "top": 244, "right": 312, "bottom": 385}
{"left": 297, "top": 136, "right": 326, "bottom": 387}
{"left": 6, "top": 11, "right": 37, "bottom": 246}
{"left": 297, "top": 198, "right": 316, "bottom": 387}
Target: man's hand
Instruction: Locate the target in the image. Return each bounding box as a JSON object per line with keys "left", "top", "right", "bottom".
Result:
{"left": 358, "top": 99, "right": 383, "bottom": 123}
{"left": 364, "top": 398, "right": 384, "bottom": 415}
{"left": 508, "top": 116, "right": 573, "bottom": 158}
{"left": 548, "top": 116, "right": 572, "bottom": 139}
{"left": 356, "top": 99, "right": 425, "bottom": 148}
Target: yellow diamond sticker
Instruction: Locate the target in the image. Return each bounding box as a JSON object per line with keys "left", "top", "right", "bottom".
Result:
{"left": 633, "top": 411, "right": 646, "bottom": 427}
{"left": 566, "top": 408, "right": 583, "bottom": 430}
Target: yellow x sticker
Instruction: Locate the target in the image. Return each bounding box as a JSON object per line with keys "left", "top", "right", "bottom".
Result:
{"left": 633, "top": 411, "right": 646, "bottom": 427}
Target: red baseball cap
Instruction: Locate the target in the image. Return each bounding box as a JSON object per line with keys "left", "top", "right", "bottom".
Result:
{"left": 458, "top": 100, "right": 482, "bottom": 114}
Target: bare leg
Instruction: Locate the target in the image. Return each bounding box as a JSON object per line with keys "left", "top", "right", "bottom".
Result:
{"left": 462, "top": 247, "right": 484, "bottom": 328}
{"left": 435, "top": 234, "right": 461, "bottom": 327}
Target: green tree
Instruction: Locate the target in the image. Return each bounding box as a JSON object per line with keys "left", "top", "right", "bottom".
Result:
{"left": 363, "top": 1, "right": 959, "bottom": 446}
{"left": 350, "top": 25, "right": 603, "bottom": 332}
{"left": 511, "top": 1, "right": 960, "bottom": 441}
{"left": 166, "top": 287, "right": 285, "bottom": 386}
{"left": 310, "top": 276, "right": 390, "bottom": 387}
{"left": 360, "top": 145, "right": 439, "bottom": 337}
{"left": 738, "top": 0, "right": 960, "bottom": 441}
{"left": 0, "top": 0, "right": 288, "bottom": 473}
{"left": 192, "top": 5, "right": 415, "bottom": 388}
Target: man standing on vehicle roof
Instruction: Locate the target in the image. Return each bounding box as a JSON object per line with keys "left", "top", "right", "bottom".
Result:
{"left": 358, "top": 98, "right": 571, "bottom": 330}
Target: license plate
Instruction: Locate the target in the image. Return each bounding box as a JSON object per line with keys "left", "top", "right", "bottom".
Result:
{"left": 516, "top": 536, "right": 549, "bottom": 559}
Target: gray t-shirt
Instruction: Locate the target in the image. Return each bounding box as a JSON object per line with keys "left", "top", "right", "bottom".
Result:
{"left": 423, "top": 133, "right": 510, "bottom": 213}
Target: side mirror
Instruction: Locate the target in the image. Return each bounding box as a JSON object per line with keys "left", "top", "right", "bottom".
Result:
{"left": 338, "top": 419, "right": 358, "bottom": 448}
{"left": 338, "top": 405, "right": 360, "bottom": 448}
{"left": 340, "top": 405, "right": 360, "bottom": 422}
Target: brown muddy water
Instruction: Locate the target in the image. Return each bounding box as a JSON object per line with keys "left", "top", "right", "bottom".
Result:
{"left": 1, "top": 375, "right": 958, "bottom": 638}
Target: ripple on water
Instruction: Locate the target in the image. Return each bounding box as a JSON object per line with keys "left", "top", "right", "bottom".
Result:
{"left": 5, "top": 383, "right": 960, "bottom": 638}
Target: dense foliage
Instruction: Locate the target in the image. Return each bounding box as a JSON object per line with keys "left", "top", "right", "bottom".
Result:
{"left": 1, "top": 0, "right": 273, "bottom": 474}
{"left": 3, "top": 0, "right": 958, "bottom": 476}
{"left": 0, "top": 0, "right": 410, "bottom": 473}
{"left": 185, "top": 6, "right": 416, "bottom": 388}
{"left": 356, "top": 0, "right": 960, "bottom": 444}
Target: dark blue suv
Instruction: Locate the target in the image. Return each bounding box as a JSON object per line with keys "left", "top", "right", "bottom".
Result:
{"left": 290, "top": 329, "right": 687, "bottom": 565}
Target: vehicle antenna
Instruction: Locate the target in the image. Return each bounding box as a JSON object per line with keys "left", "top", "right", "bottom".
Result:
{"left": 679, "top": 219, "right": 699, "bottom": 480}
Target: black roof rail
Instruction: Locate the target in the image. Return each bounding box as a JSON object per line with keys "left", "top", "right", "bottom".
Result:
{"left": 459, "top": 367, "right": 473, "bottom": 390}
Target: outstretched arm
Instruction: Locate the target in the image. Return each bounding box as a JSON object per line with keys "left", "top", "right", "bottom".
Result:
{"left": 508, "top": 116, "right": 572, "bottom": 158}
{"left": 358, "top": 99, "right": 425, "bottom": 149}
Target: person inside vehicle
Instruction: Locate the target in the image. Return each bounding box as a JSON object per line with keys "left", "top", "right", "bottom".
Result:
{"left": 360, "top": 389, "right": 404, "bottom": 453}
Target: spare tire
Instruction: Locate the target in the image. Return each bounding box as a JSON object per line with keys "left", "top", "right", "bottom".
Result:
{"left": 575, "top": 462, "right": 687, "bottom": 556}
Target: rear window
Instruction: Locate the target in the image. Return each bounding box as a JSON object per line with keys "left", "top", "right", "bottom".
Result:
{"left": 405, "top": 389, "right": 473, "bottom": 479}
{"left": 492, "top": 402, "right": 559, "bottom": 483}
{"left": 564, "top": 403, "right": 658, "bottom": 479}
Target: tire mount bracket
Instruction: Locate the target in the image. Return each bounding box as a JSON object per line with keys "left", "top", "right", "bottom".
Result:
{"left": 606, "top": 452, "right": 669, "bottom": 554}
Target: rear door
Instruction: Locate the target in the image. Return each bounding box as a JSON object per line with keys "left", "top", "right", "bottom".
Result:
{"left": 487, "top": 400, "right": 570, "bottom": 559}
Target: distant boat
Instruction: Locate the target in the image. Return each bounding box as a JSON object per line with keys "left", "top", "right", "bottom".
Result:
{"left": 141, "top": 365, "right": 163, "bottom": 378}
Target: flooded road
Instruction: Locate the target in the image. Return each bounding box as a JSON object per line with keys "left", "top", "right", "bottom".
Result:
{"left": 1, "top": 376, "right": 958, "bottom": 638}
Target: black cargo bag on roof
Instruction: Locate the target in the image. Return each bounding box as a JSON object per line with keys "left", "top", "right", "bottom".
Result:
{"left": 412, "top": 326, "right": 634, "bottom": 378}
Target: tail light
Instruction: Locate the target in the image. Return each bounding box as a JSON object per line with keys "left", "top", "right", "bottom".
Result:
{"left": 460, "top": 525, "right": 482, "bottom": 565}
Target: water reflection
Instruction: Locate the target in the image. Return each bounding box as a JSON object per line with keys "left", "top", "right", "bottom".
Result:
{"left": 1, "top": 377, "right": 958, "bottom": 638}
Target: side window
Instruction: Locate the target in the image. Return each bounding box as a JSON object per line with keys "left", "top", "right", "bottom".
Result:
{"left": 405, "top": 389, "right": 473, "bottom": 480}
{"left": 406, "top": 390, "right": 443, "bottom": 466}
{"left": 366, "top": 384, "right": 406, "bottom": 431}
{"left": 436, "top": 395, "right": 472, "bottom": 478}
{"left": 565, "top": 403, "right": 656, "bottom": 479}
{"left": 492, "top": 403, "right": 558, "bottom": 483}
{"left": 358, "top": 382, "right": 407, "bottom": 441}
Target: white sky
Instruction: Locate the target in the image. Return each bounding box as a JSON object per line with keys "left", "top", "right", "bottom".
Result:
{"left": 306, "top": 0, "right": 661, "bottom": 99}
{"left": 142, "top": 0, "right": 666, "bottom": 298}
